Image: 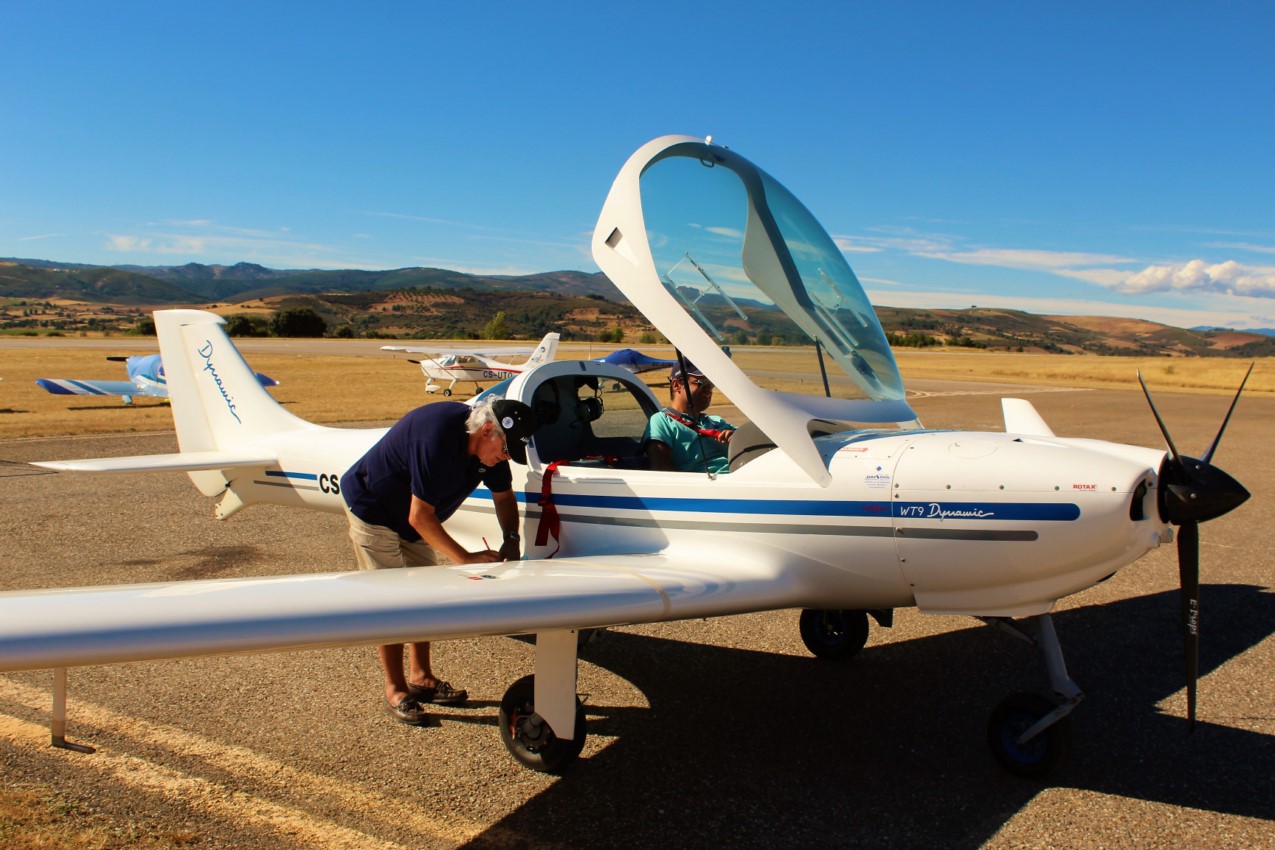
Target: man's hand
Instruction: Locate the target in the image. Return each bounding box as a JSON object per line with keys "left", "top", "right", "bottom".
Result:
{"left": 498, "top": 538, "right": 521, "bottom": 561}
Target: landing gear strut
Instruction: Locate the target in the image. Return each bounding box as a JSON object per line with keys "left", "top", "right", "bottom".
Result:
{"left": 497, "top": 629, "right": 587, "bottom": 773}
{"left": 982, "top": 613, "right": 1082, "bottom": 778}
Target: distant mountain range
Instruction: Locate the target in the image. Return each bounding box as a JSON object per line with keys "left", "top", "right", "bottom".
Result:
{"left": 1, "top": 257, "right": 620, "bottom": 303}
{"left": 2, "top": 257, "right": 1272, "bottom": 357}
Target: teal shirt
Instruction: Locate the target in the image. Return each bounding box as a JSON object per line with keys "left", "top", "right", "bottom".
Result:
{"left": 643, "top": 409, "right": 735, "bottom": 474}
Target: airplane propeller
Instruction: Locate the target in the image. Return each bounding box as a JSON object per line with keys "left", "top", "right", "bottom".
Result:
{"left": 1138, "top": 364, "right": 1253, "bottom": 731}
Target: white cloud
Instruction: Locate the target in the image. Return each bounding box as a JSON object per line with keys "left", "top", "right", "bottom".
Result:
{"left": 864, "top": 286, "right": 1275, "bottom": 331}
{"left": 1206, "top": 241, "right": 1275, "bottom": 256}
{"left": 17, "top": 232, "right": 64, "bottom": 241}
{"left": 102, "top": 221, "right": 366, "bottom": 268}
{"left": 918, "top": 247, "right": 1133, "bottom": 270}
{"left": 834, "top": 229, "right": 955, "bottom": 255}
{"left": 842, "top": 225, "right": 1275, "bottom": 302}
{"left": 705, "top": 226, "right": 744, "bottom": 239}
{"left": 1104, "top": 259, "right": 1275, "bottom": 298}
{"left": 108, "top": 235, "right": 153, "bottom": 252}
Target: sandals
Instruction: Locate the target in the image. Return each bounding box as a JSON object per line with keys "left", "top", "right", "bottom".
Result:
{"left": 384, "top": 695, "right": 431, "bottom": 726}
{"left": 407, "top": 680, "right": 468, "bottom": 705}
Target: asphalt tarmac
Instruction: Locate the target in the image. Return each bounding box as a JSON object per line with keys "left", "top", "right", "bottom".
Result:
{"left": 0, "top": 382, "right": 1271, "bottom": 849}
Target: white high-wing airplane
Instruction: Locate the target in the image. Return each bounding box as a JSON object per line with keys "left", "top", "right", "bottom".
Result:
{"left": 0, "top": 135, "right": 1251, "bottom": 777}
{"left": 36, "top": 353, "right": 279, "bottom": 405}
{"left": 381, "top": 332, "right": 559, "bottom": 396}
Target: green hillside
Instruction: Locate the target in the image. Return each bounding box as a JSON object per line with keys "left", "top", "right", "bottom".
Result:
{"left": 2, "top": 257, "right": 1271, "bottom": 356}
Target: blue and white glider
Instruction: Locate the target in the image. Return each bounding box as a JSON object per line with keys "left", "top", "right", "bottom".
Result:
{"left": 595, "top": 348, "right": 677, "bottom": 374}
{"left": 36, "top": 353, "right": 278, "bottom": 405}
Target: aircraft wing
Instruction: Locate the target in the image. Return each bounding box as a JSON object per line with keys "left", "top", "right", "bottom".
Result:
{"left": 381, "top": 344, "right": 537, "bottom": 358}
{"left": 0, "top": 553, "right": 798, "bottom": 672}
{"left": 36, "top": 378, "right": 140, "bottom": 397}
{"left": 30, "top": 450, "right": 278, "bottom": 474}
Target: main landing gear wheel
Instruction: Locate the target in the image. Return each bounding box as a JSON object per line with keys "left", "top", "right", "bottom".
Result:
{"left": 498, "top": 675, "right": 587, "bottom": 773}
{"left": 799, "top": 609, "right": 870, "bottom": 660}
{"left": 987, "top": 692, "right": 1071, "bottom": 778}
{"left": 442, "top": 388, "right": 452, "bottom": 397}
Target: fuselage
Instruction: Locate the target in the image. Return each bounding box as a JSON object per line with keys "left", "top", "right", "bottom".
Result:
{"left": 214, "top": 404, "right": 1169, "bottom": 621}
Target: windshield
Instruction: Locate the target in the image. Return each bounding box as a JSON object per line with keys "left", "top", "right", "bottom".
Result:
{"left": 638, "top": 153, "right": 905, "bottom": 402}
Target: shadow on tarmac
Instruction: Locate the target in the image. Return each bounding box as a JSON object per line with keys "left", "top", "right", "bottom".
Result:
{"left": 458, "top": 585, "right": 1274, "bottom": 849}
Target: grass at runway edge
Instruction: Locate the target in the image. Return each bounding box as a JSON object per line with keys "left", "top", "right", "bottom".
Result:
{"left": 0, "top": 779, "right": 196, "bottom": 849}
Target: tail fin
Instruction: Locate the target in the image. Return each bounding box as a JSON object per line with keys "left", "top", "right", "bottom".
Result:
{"left": 156, "top": 310, "right": 310, "bottom": 453}
{"left": 527, "top": 332, "right": 560, "bottom": 365}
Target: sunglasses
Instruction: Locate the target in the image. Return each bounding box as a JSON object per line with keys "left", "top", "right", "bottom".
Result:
{"left": 489, "top": 427, "right": 510, "bottom": 457}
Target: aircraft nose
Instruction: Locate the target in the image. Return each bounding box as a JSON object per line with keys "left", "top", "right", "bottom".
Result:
{"left": 1158, "top": 454, "right": 1250, "bottom": 525}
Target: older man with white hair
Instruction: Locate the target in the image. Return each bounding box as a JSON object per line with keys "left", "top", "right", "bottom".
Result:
{"left": 340, "top": 398, "right": 540, "bottom": 726}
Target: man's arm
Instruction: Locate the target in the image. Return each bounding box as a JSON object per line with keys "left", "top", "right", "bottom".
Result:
{"left": 408, "top": 495, "right": 498, "bottom": 564}
{"left": 492, "top": 488, "right": 522, "bottom": 560}
{"left": 647, "top": 440, "right": 674, "bottom": 471}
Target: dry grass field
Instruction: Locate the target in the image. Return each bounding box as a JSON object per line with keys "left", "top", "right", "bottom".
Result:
{"left": 1, "top": 341, "right": 1269, "bottom": 440}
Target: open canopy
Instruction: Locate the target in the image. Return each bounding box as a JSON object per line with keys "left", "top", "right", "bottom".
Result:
{"left": 593, "top": 136, "right": 916, "bottom": 485}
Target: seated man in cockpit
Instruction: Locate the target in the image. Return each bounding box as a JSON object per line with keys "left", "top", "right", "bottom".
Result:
{"left": 643, "top": 361, "right": 736, "bottom": 473}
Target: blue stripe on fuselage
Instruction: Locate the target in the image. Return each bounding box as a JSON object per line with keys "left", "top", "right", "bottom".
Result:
{"left": 265, "top": 470, "right": 319, "bottom": 481}
{"left": 469, "top": 489, "right": 1080, "bottom": 522}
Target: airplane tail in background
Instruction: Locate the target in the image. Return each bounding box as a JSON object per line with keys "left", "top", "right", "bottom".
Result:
{"left": 528, "top": 332, "right": 560, "bottom": 366}
{"left": 155, "top": 310, "right": 311, "bottom": 453}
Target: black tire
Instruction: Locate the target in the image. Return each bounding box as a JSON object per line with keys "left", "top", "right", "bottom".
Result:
{"left": 987, "top": 692, "right": 1071, "bottom": 778}
{"left": 798, "top": 609, "right": 870, "bottom": 660}
{"left": 442, "top": 388, "right": 452, "bottom": 397}
{"left": 498, "top": 675, "right": 587, "bottom": 773}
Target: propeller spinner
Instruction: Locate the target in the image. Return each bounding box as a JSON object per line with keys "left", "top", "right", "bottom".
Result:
{"left": 1139, "top": 365, "right": 1253, "bottom": 731}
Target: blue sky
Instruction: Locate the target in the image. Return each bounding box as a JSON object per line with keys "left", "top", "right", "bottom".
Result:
{"left": 3, "top": 2, "right": 1272, "bottom": 330}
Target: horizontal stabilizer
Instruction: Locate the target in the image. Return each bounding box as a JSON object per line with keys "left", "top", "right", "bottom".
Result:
{"left": 1002, "top": 398, "right": 1056, "bottom": 437}
{"left": 36, "top": 378, "right": 138, "bottom": 397}
{"left": 31, "top": 450, "right": 278, "bottom": 474}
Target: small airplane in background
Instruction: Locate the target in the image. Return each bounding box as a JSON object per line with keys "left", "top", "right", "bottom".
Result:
{"left": 595, "top": 348, "right": 677, "bottom": 375}
{"left": 3, "top": 135, "right": 1254, "bottom": 779}
{"left": 381, "top": 332, "right": 559, "bottom": 397}
{"left": 36, "top": 353, "right": 279, "bottom": 405}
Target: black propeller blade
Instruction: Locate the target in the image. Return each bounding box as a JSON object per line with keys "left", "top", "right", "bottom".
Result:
{"left": 1138, "top": 367, "right": 1253, "bottom": 732}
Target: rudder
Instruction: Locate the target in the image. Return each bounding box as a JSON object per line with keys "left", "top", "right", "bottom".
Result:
{"left": 156, "top": 310, "right": 310, "bottom": 453}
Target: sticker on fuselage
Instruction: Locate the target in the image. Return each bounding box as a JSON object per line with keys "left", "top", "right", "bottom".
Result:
{"left": 864, "top": 466, "right": 891, "bottom": 489}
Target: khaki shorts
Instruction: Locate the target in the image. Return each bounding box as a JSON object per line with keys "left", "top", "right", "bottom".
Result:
{"left": 344, "top": 505, "right": 451, "bottom": 571}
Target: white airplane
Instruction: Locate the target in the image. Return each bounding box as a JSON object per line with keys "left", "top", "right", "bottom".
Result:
{"left": 0, "top": 135, "right": 1252, "bottom": 778}
{"left": 36, "top": 353, "right": 279, "bottom": 405}
{"left": 381, "top": 332, "right": 559, "bottom": 396}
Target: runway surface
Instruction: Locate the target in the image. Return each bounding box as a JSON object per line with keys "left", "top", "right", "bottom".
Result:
{"left": 1, "top": 384, "right": 1271, "bottom": 849}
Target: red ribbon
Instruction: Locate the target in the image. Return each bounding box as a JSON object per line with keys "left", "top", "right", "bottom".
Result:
{"left": 533, "top": 460, "right": 568, "bottom": 558}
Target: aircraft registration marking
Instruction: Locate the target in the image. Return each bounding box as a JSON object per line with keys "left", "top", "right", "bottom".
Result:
{"left": 260, "top": 470, "right": 343, "bottom": 494}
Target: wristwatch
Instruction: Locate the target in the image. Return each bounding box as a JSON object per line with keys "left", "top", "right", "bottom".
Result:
{"left": 504, "top": 533, "right": 521, "bottom": 542}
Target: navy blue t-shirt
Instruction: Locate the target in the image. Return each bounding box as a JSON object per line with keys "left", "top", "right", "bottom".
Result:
{"left": 340, "top": 402, "right": 513, "bottom": 542}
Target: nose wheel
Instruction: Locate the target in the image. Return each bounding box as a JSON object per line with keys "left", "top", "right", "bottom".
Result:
{"left": 498, "top": 674, "right": 587, "bottom": 773}
{"left": 987, "top": 691, "right": 1072, "bottom": 778}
